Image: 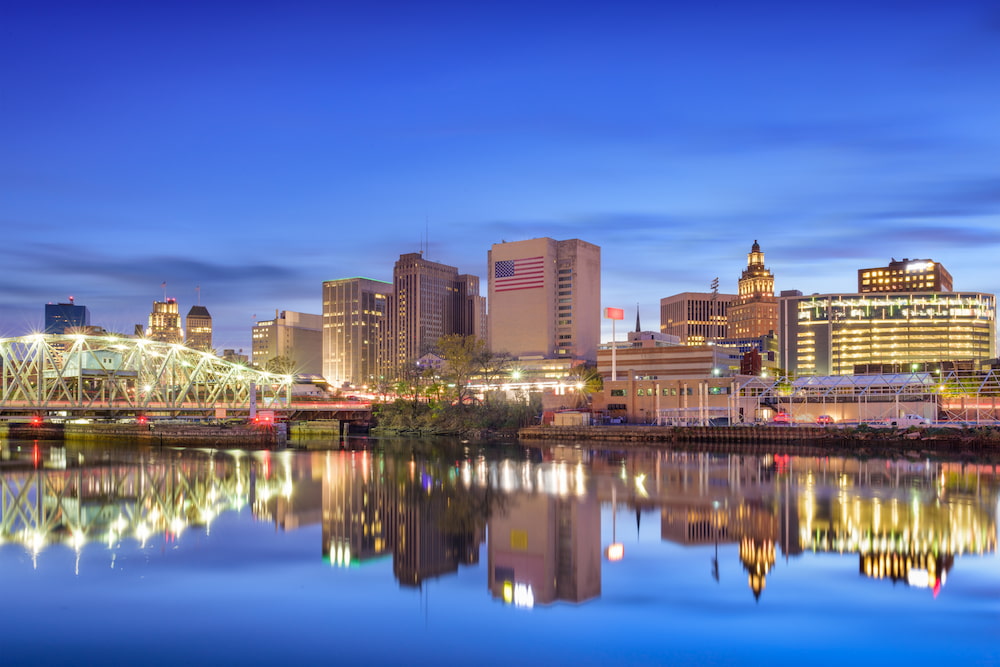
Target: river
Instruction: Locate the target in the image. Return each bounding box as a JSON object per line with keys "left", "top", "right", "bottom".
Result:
{"left": 0, "top": 436, "right": 997, "bottom": 665}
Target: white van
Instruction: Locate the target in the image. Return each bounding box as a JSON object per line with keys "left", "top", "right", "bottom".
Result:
{"left": 887, "top": 414, "right": 931, "bottom": 428}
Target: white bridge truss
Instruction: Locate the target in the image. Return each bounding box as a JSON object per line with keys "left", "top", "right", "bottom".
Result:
{"left": 0, "top": 334, "right": 292, "bottom": 417}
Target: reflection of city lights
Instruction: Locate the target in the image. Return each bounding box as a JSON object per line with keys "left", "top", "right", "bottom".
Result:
{"left": 501, "top": 581, "right": 534, "bottom": 608}
{"left": 136, "top": 523, "right": 151, "bottom": 545}
{"left": 70, "top": 531, "right": 86, "bottom": 551}
{"left": 170, "top": 517, "right": 186, "bottom": 536}
{"left": 634, "top": 473, "right": 648, "bottom": 498}
{"left": 606, "top": 543, "right": 625, "bottom": 561}
{"left": 28, "top": 530, "right": 46, "bottom": 554}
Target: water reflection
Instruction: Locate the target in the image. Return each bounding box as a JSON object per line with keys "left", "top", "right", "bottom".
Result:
{"left": 1, "top": 439, "right": 996, "bottom": 605}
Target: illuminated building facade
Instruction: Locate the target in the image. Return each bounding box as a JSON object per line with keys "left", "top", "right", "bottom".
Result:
{"left": 488, "top": 237, "right": 601, "bottom": 363}
{"left": 389, "top": 253, "right": 485, "bottom": 370}
{"left": 322, "top": 277, "right": 392, "bottom": 387}
{"left": 858, "top": 258, "right": 953, "bottom": 293}
{"left": 184, "top": 305, "right": 213, "bottom": 352}
{"left": 659, "top": 292, "right": 735, "bottom": 345}
{"left": 779, "top": 292, "right": 997, "bottom": 376}
{"left": 251, "top": 310, "right": 323, "bottom": 375}
{"left": 727, "top": 240, "right": 777, "bottom": 339}
{"left": 44, "top": 299, "right": 90, "bottom": 334}
{"left": 147, "top": 299, "right": 182, "bottom": 344}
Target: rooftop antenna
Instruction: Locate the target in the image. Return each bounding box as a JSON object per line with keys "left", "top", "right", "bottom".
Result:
{"left": 161, "top": 281, "right": 167, "bottom": 302}
{"left": 196, "top": 285, "right": 201, "bottom": 306}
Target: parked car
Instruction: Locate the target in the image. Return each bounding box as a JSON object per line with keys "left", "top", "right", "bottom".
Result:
{"left": 816, "top": 414, "right": 835, "bottom": 425}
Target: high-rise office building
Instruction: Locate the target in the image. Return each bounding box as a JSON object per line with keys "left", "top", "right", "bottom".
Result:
{"left": 322, "top": 277, "right": 392, "bottom": 387}
{"left": 660, "top": 292, "right": 735, "bottom": 345}
{"left": 252, "top": 310, "right": 323, "bottom": 375}
{"left": 778, "top": 291, "right": 996, "bottom": 376}
{"left": 388, "top": 253, "right": 485, "bottom": 370}
{"left": 488, "top": 238, "right": 600, "bottom": 362}
{"left": 147, "top": 299, "right": 182, "bottom": 344}
{"left": 44, "top": 299, "right": 90, "bottom": 334}
{"left": 858, "top": 258, "right": 953, "bottom": 293}
{"left": 185, "top": 305, "right": 213, "bottom": 352}
{"left": 727, "top": 240, "right": 777, "bottom": 339}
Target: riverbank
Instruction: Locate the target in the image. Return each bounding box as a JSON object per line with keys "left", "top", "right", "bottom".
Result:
{"left": 0, "top": 421, "right": 287, "bottom": 448}
{"left": 518, "top": 424, "right": 1000, "bottom": 459}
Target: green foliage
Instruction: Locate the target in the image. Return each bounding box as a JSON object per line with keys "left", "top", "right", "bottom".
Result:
{"left": 262, "top": 355, "right": 296, "bottom": 375}
{"left": 374, "top": 392, "right": 541, "bottom": 434}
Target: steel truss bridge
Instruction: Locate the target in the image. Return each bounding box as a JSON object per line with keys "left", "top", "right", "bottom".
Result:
{"left": 0, "top": 334, "right": 293, "bottom": 419}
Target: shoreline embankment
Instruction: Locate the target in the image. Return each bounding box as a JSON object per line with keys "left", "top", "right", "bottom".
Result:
{"left": 518, "top": 424, "right": 1000, "bottom": 460}
{"left": 0, "top": 421, "right": 287, "bottom": 448}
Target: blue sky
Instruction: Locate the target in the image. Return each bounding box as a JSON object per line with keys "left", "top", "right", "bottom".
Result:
{"left": 2, "top": 0, "right": 999, "bottom": 351}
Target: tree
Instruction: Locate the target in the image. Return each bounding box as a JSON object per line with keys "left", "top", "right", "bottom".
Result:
{"left": 436, "top": 334, "right": 490, "bottom": 406}
{"left": 262, "top": 355, "right": 296, "bottom": 375}
{"left": 567, "top": 364, "right": 603, "bottom": 409}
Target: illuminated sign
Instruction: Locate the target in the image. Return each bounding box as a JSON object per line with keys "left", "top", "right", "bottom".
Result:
{"left": 604, "top": 307, "right": 625, "bottom": 320}
{"left": 906, "top": 261, "right": 933, "bottom": 272}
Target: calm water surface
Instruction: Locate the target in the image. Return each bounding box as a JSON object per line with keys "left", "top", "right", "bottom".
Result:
{"left": 0, "top": 437, "right": 997, "bottom": 665}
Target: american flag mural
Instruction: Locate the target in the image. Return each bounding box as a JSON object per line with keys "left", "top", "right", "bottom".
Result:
{"left": 494, "top": 256, "right": 545, "bottom": 292}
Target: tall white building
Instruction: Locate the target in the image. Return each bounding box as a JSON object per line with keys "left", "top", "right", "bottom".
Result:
{"left": 488, "top": 238, "right": 600, "bottom": 363}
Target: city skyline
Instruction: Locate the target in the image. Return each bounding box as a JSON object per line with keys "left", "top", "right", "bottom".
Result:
{"left": 3, "top": 1, "right": 999, "bottom": 351}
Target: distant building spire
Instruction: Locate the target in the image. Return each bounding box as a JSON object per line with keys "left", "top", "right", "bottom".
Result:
{"left": 635, "top": 303, "right": 641, "bottom": 333}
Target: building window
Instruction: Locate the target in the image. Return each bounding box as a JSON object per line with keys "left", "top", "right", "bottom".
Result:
{"left": 610, "top": 389, "right": 625, "bottom": 396}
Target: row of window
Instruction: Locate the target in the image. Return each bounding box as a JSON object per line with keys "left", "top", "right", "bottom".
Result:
{"left": 609, "top": 387, "right": 730, "bottom": 397}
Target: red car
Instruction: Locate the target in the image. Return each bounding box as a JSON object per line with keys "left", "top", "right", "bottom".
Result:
{"left": 816, "top": 415, "right": 835, "bottom": 425}
{"left": 772, "top": 412, "right": 791, "bottom": 424}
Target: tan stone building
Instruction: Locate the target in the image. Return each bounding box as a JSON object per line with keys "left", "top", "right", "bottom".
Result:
{"left": 488, "top": 237, "right": 600, "bottom": 363}
{"left": 659, "top": 292, "right": 735, "bottom": 344}
{"left": 147, "top": 299, "right": 182, "bottom": 344}
{"left": 388, "top": 253, "right": 485, "bottom": 370}
{"left": 727, "top": 240, "right": 777, "bottom": 339}
{"left": 252, "top": 310, "right": 323, "bottom": 375}
{"left": 184, "top": 305, "right": 213, "bottom": 352}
